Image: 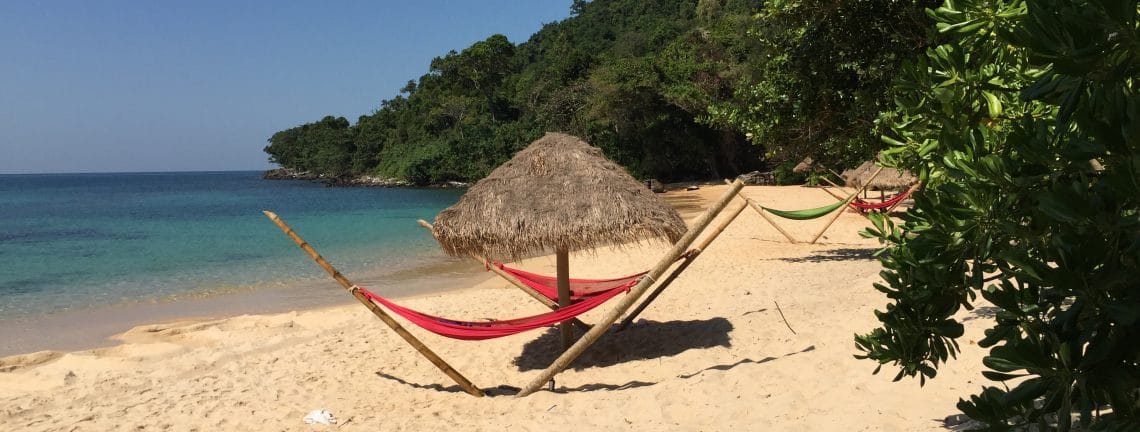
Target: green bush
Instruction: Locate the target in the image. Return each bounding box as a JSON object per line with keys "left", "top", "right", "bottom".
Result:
{"left": 856, "top": 0, "right": 1139, "bottom": 429}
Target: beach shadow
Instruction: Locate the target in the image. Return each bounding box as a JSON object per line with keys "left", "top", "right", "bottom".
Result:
{"left": 512, "top": 318, "right": 733, "bottom": 372}
{"left": 776, "top": 247, "right": 876, "bottom": 263}
{"left": 962, "top": 306, "right": 999, "bottom": 322}
{"left": 676, "top": 345, "right": 816, "bottom": 379}
{"left": 661, "top": 195, "right": 707, "bottom": 218}
{"left": 373, "top": 372, "right": 526, "bottom": 397}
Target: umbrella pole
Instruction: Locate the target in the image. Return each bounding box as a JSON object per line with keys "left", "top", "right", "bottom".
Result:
{"left": 617, "top": 199, "right": 748, "bottom": 331}
{"left": 809, "top": 166, "right": 883, "bottom": 244}
{"left": 263, "top": 211, "right": 485, "bottom": 397}
{"left": 516, "top": 180, "right": 745, "bottom": 398}
{"left": 556, "top": 249, "right": 573, "bottom": 351}
{"left": 417, "top": 220, "right": 591, "bottom": 333}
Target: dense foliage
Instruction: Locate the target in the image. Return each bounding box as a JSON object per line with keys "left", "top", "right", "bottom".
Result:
{"left": 856, "top": 0, "right": 1139, "bottom": 429}
{"left": 264, "top": 0, "right": 767, "bottom": 184}
{"left": 707, "top": 0, "right": 937, "bottom": 172}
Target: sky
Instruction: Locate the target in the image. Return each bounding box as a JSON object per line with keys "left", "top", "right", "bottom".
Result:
{"left": 0, "top": 1, "right": 573, "bottom": 174}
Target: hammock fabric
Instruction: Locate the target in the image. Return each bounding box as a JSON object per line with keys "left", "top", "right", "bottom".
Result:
{"left": 849, "top": 187, "right": 914, "bottom": 211}
{"left": 761, "top": 197, "right": 851, "bottom": 221}
{"left": 495, "top": 264, "right": 647, "bottom": 301}
{"left": 357, "top": 285, "right": 627, "bottom": 340}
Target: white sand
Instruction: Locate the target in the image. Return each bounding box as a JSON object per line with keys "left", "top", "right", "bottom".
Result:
{"left": 0, "top": 184, "right": 992, "bottom": 431}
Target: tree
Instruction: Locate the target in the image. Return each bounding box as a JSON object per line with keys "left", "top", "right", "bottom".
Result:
{"left": 708, "top": 0, "right": 935, "bottom": 171}
{"left": 856, "top": 0, "right": 1139, "bottom": 429}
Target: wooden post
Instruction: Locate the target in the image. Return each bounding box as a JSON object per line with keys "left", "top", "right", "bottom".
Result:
{"left": 515, "top": 180, "right": 745, "bottom": 397}
{"left": 416, "top": 220, "right": 592, "bottom": 333}
{"left": 556, "top": 249, "right": 573, "bottom": 351}
{"left": 263, "top": 211, "right": 485, "bottom": 397}
{"left": 617, "top": 199, "right": 748, "bottom": 331}
{"left": 808, "top": 166, "right": 883, "bottom": 244}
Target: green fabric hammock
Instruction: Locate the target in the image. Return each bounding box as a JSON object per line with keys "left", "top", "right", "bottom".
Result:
{"left": 761, "top": 193, "right": 855, "bottom": 220}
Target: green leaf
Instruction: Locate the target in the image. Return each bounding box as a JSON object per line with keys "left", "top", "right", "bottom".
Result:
{"left": 982, "top": 91, "right": 1003, "bottom": 118}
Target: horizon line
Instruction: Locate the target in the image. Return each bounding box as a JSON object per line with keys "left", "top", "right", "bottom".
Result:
{"left": 0, "top": 168, "right": 275, "bottom": 176}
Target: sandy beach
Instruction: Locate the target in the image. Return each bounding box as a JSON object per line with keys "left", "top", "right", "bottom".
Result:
{"left": 0, "top": 184, "right": 991, "bottom": 431}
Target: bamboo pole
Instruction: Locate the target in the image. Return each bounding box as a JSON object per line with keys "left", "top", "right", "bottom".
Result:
{"left": 263, "top": 211, "right": 485, "bottom": 397}
{"left": 808, "top": 166, "right": 883, "bottom": 244}
{"left": 817, "top": 182, "right": 848, "bottom": 201}
{"left": 885, "top": 182, "right": 922, "bottom": 214}
{"left": 416, "top": 220, "right": 591, "bottom": 333}
{"left": 726, "top": 180, "right": 798, "bottom": 243}
{"left": 515, "top": 180, "right": 745, "bottom": 397}
{"left": 617, "top": 199, "right": 748, "bottom": 331}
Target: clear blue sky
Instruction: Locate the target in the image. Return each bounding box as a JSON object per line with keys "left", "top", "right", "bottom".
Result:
{"left": 0, "top": 1, "right": 573, "bottom": 174}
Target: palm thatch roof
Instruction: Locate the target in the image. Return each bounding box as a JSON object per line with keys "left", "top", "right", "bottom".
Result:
{"left": 841, "top": 161, "right": 918, "bottom": 191}
{"left": 431, "top": 132, "right": 686, "bottom": 262}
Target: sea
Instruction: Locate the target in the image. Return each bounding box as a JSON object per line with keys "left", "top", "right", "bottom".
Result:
{"left": 0, "top": 171, "right": 488, "bottom": 356}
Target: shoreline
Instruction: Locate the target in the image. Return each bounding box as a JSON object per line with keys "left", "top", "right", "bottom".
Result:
{"left": 0, "top": 254, "right": 491, "bottom": 358}
{"left": 1, "top": 184, "right": 995, "bottom": 431}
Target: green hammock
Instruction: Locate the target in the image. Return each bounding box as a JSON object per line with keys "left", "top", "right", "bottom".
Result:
{"left": 761, "top": 194, "right": 854, "bottom": 220}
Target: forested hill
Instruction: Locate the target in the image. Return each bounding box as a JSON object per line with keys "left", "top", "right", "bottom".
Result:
{"left": 263, "top": 0, "right": 765, "bottom": 184}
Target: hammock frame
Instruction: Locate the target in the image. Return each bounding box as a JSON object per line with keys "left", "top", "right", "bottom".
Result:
{"left": 265, "top": 180, "right": 746, "bottom": 398}
{"left": 264, "top": 211, "right": 486, "bottom": 397}
{"left": 738, "top": 166, "right": 884, "bottom": 244}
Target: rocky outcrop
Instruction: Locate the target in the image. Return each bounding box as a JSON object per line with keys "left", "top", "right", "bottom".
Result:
{"left": 262, "top": 168, "right": 320, "bottom": 180}
{"left": 263, "top": 169, "right": 468, "bottom": 188}
{"left": 735, "top": 171, "right": 776, "bottom": 185}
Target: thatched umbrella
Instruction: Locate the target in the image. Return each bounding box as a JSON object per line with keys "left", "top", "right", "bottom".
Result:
{"left": 842, "top": 161, "right": 917, "bottom": 191}
{"left": 431, "top": 132, "right": 686, "bottom": 349}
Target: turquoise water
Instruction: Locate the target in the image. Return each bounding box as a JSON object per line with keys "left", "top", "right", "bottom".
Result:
{"left": 0, "top": 171, "right": 467, "bottom": 320}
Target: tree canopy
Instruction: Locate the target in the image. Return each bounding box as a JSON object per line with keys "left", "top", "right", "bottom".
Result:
{"left": 264, "top": 0, "right": 768, "bottom": 184}
{"left": 857, "top": 0, "right": 1139, "bottom": 428}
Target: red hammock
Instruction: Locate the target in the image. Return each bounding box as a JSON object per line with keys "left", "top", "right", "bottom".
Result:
{"left": 356, "top": 284, "right": 629, "bottom": 341}
{"left": 495, "top": 264, "right": 647, "bottom": 301}
{"left": 849, "top": 187, "right": 914, "bottom": 211}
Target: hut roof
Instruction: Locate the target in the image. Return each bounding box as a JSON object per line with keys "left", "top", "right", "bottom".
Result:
{"left": 431, "top": 132, "right": 686, "bottom": 262}
{"left": 841, "top": 161, "right": 918, "bottom": 191}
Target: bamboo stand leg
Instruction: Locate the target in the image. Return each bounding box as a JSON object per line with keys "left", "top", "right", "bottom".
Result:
{"left": 515, "top": 181, "right": 745, "bottom": 397}
{"left": 723, "top": 180, "right": 799, "bottom": 243}
{"left": 616, "top": 200, "right": 748, "bottom": 331}
{"left": 818, "top": 182, "right": 848, "bottom": 202}
{"left": 417, "top": 220, "right": 592, "bottom": 333}
{"left": 745, "top": 198, "right": 799, "bottom": 243}
{"left": 264, "top": 211, "right": 485, "bottom": 397}
{"left": 884, "top": 183, "right": 922, "bottom": 214}
{"left": 808, "top": 166, "right": 883, "bottom": 244}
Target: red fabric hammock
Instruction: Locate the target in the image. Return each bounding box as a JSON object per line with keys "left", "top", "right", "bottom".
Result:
{"left": 356, "top": 284, "right": 629, "bottom": 341}
{"left": 849, "top": 187, "right": 914, "bottom": 211}
{"left": 495, "top": 264, "right": 647, "bottom": 301}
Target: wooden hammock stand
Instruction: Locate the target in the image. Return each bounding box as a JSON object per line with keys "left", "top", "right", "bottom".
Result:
{"left": 737, "top": 166, "right": 884, "bottom": 244}
{"left": 264, "top": 180, "right": 747, "bottom": 398}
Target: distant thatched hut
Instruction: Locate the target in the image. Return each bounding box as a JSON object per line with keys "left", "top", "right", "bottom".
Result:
{"left": 429, "top": 132, "right": 686, "bottom": 348}
{"left": 841, "top": 161, "right": 917, "bottom": 191}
